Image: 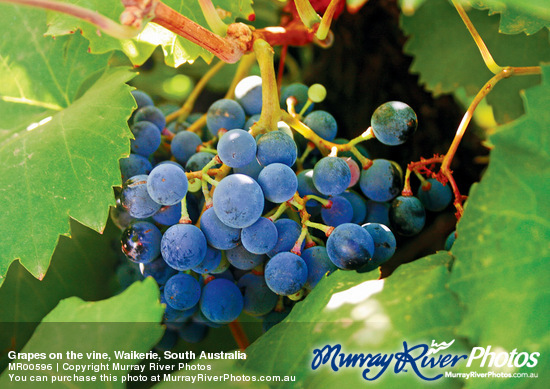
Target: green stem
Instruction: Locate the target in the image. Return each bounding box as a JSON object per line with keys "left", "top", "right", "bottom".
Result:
{"left": 268, "top": 202, "right": 289, "bottom": 222}
{"left": 293, "top": 0, "right": 321, "bottom": 30}
{"left": 305, "top": 221, "right": 334, "bottom": 237}
{"left": 2, "top": 0, "right": 139, "bottom": 39}
{"left": 197, "top": 0, "right": 228, "bottom": 36}
{"left": 179, "top": 196, "right": 191, "bottom": 224}
{"left": 315, "top": 0, "right": 342, "bottom": 40}
{"left": 250, "top": 39, "right": 281, "bottom": 135}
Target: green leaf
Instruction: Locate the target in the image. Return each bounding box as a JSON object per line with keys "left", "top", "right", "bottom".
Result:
{"left": 241, "top": 253, "right": 466, "bottom": 387}
{"left": 400, "top": 0, "right": 550, "bottom": 123}
{"left": 0, "top": 219, "right": 120, "bottom": 372}
{"left": 0, "top": 5, "right": 134, "bottom": 286}
{"left": 448, "top": 65, "right": 550, "bottom": 387}
{"left": 469, "top": 0, "right": 550, "bottom": 35}
{"left": 46, "top": 0, "right": 255, "bottom": 67}
{"left": 0, "top": 278, "right": 164, "bottom": 388}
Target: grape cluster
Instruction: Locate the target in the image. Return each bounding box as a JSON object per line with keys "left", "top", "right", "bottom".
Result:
{"left": 111, "top": 77, "right": 454, "bottom": 346}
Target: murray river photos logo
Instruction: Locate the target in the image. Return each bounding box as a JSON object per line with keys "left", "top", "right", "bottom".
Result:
{"left": 311, "top": 340, "right": 540, "bottom": 381}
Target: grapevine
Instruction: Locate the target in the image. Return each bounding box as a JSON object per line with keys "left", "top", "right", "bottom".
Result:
{"left": 0, "top": 0, "right": 548, "bottom": 386}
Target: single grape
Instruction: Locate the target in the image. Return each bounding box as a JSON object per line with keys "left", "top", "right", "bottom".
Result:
{"left": 200, "top": 278, "right": 244, "bottom": 323}
{"left": 164, "top": 273, "right": 201, "bottom": 310}
{"left": 313, "top": 156, "right": 351, "bottom": 196}
{"left": 134, "top": 105, "right": 166, "bottom": 132}
{"left": 171, "top": 131, "right": 202, "bottom": 165}
{"left": 235, "top": 75, "right": 262, "bottom": 115}
{"left": 303, "top": 110, "right": 338, "bottom": 141}
{"left": 267, "top": 218, "right": 304, "bottom": 258}
{"left": 389, "top": 196, "right": 426, "bottom": 236}
{"left": 199, "top": 207, "right": 241, "bottom": 250}
{"left": 161, "top": 224, "right": 207, "bottom": 270}
{"left": 326, "top": 223, "right": 374, "bottom": 270}
{"left": 179, "top": 321, "right": 208, "bottom": 343}
{"left": 361, "top": 223, "right": 396, "bottom": 268}
{"left": 445, "top": 230, "right": 457, "bottom": 251}
{"left": 147, "top": 163, "right": 188, "bottom": 206}
{"left": 130, "top": 121, "right": 161, "bottom": 157}
{"left": 238, "top": 273, "right": 278, "bottom": 316}
{"left": 139, "top": 257, "right": 176, "bottom": 285}
{"left": 217, "top": 129, "right": 257, "bottom": 168}
{"left": 359, "top": 159, "right": 402, "bottom": 202}
{"left": 121, "top": 175, "right": 161, "bottom": 218}
{"left": 120, "top": 154, "right": 152, "bottom": 182}
{"left": 110, "top": 201, "right": 134, "bottom": 231}
{"left": 256, "top": 131, "right": 298, "bottom": 167}
{"left": 341, "top": 190, "right": 367, "bottom": 224}
{"left": 302, "top": 246, "right": 337, "bottom": 290}
{"left": 308, "top": 84, "right": 327, "bottom": 103}
{"left": 213, "top": 174, "right": 264, "bottom": 228}
{"left": 131, "top": 90, "right": 154, "bottom": 110}
{"left": 257, "top": 163, "right": 298, "bottom": 203}
{"left": 121, "top": 221, "right": 162, "bottom": 263}
{"left": 417, "top": 178, "right": 452, "bottom": 212}
{"left": 162, "top": 293, "right": 197, "bottom": 323}
{"left": 206, "top": 99, "right": 245, "bottom": 137}
{"left": 371, "top": 101, "right": 418, "bottom": 146}
{"left": 241, "top": 217, "right": 278, "bottom": 254}
{"left": 321, "top": 195, "right": 353, "bottom": 227}
{"left": 297, "top": 169, "right": 324, "bottom": 208}
{"left": 265, "top": 252, "right": 308, "bottom": 295}
{"left": 226, "top": 244, "right": 266, "bottom": 270}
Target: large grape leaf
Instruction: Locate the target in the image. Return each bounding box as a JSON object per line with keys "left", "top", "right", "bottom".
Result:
{"left": 400, "top": 0, "right": 550, "bottom": 123}
{"left": 0, "top": 278, "right": 164, "bottom": 388}
{"left": 45, "top": 0, "right": 255, "bottom": 67}
{"left": 0, "top": 219, "right": 120, "bottom": 372}
{"left": 0, "top": 5, "right": 135, "bottom": 287}
{"left": 469, "top": 0, "right": 550, "bottom": 35}
{"left": 240, "top": 252, "right": 467, "bottom": 388}
{"left": 448, "top": 66, "right": 550, "bottom": 387}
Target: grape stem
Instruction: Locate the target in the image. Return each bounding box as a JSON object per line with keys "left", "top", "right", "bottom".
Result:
{"left": 224, "top": 53, "right": 257, "bottom": 100}
{"left": 179, "top": 196, "right": 192, "bottom": 224}
{"left": 450, "top": 0, "right": 502, "bottom": 74}
{"left": 2, "top": 0, "right": 140, "bottom": 39}
{"left": 186, "top": 114, "right": 207, "bottom": 134}
{"left": 293, "top": 0, "right": 321, "bottom": 30}
{"left": 197, "top": 0, "right": 228, "bottom": 36}
{"left": 316, "top": 0, "right": 343, "bottom": 40}
{"left": 166, "top": 60, "right": 226, "bottom": 124}
{"left": 250, "top": 39, "right": 281, "bottom": 135}
{"left": 228, "top": 320, "right": 250, "bottom": 351}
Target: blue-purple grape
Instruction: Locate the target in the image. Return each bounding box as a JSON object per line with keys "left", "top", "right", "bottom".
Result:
{"left": 139, "top": 257, "right": 176, "bottom": 285}
{"left": 226, "top": 244, "right": 266, "bottom": 270}
{"left": 199, "top": 207, "right": 241, "bottom": 250}
{"left": 389, "top": 196, "right": 426, "bottom": 236}
{"left": 313, "top": 156, "right": 351, "bottom": 196}
{"left": 256, "top": 131, "right": 297, "bottom": 167}
{"left": 147, "top": 163, "right": 188, "bottom": 206}
{"left": 164, "top": 273, "right": 201, "bottom": 310}
{"left": 161, "top": 224, "right": 207, "bottom": 270}
{"left": 238, "top": 273, "right": 278, "bottom": 316}
{"left": 134, "top": 105, "right": 166, "bottom": 132}
{"left": 206, "top": 99, "right": 245, "bottom": 137}
{"left": 417, "top": 178, "right": 452, "bottom": 212}
{"left": 120, "top": 154, "right": 152, "bottom": 182}
{"left": 302, "top": 246, "right": 337, "bottom": 290}
{"left": 265, "top": 252, "right": 308, "bottom": 295}
{"left": 361, "top": 223, "right": 396, "bottom": 269}
{"left": 213, "top": 174, "right": 264, "bottom": 228}
{"left": 303, "top": 110, "right": 338, "bottom": 141}
{"left": 200, "top": 278, "right": 244, "bottom": 323}
{"left": 121, "top": 221, "right": 162, "bottom": 263}
{"left": 257, "top": 163, "right": 298, "bottom": 203}
{"left": 326, "top": 223, "right": 374, "bottom": 270}
{"left": 171, "top": 131, "right": 202, "bottom": 165}
{"left": 217, "top": 129, "right": 257, "bottom": 168}
{"left": 340, "top": 190, "right": 367, "bottom": 224}
{"left": 235, "top": 76, "right": 262, "bottom": 115}
{"left": 359, "top": 159, "right": 402, "bottom": 202}
{"left": 267, "top": 218, "right": 304, "bottom": 258}
{"left": 371, "top": 101, "right": 418, "bottom": 146}
{"left": 130, "top": 121, "right": 161, "bottom": 157}
{"left": 321, "top": 195, "right": 353, "bottom": 227}
{"left": 121, "top": 175, "right": 161, "bottom": 218}
{"left": 241, "top": 217, "right": 278, "bottom": 255}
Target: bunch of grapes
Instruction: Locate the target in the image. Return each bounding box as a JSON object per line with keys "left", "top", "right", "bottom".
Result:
{"left": 111, "top": 75, "right": 455, "bottom": 346}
